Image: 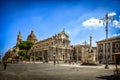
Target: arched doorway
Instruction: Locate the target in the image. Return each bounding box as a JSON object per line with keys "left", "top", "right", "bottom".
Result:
{"left": 44, "top": 50, "right": 48, "bottom": 63}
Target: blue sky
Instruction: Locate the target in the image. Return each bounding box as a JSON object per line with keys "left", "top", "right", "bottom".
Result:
{"left": 0, "top": 0, "right": 120, "bottom": 56}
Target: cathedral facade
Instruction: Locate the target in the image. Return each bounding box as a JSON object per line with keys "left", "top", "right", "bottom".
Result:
{"left": 29, "top": 29, "right": 73, "bottom": 62}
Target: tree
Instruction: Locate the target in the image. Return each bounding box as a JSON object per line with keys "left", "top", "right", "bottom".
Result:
{"left": 26, "top": 41, "right": 34, "bottom": 52}
{"left": 18, "top": 50, "right": 26, "bottom": 56}
{"left": 18, "top": 41, "right": 34, "bottom": 60}
{"left": 18, "top": 50, "right": 27, "bottom": 60}
{"left": 18, "top": 41, "right": 34, "bottom": 51}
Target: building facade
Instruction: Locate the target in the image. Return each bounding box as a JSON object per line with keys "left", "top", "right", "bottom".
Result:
{"left": 29, "top": 29, "right": 73, "bottom": 62}
{"left": 3, "top": 30, "right": 38, "bottom": 62}
{"left": 73, "top": 35, "right": 97, "bottom": 63}
{"left": 97, "top": 36, "right": 120, "bottom": 64}
{"left": 3, "top": 29, "right": 97, "bottom": 64}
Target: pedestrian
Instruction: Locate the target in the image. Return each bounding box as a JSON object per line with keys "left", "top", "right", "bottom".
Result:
{"left": 3, "top": 60, "right": 7, "bottom": 70}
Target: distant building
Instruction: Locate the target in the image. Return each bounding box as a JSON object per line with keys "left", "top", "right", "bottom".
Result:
{"left": 3, "top": 30, "right": 38, "bottom": 62}
{"left": 73, "top": 35, "right": 97, "bottom": 63}
{"left": 2, "top": 48, "right": 19, "bottom": 63}
{"left": 29, "top": 29, "right": 73, "bottom": 62}
{"left": 96, "top": 36, "right": 120, "bottom": 64}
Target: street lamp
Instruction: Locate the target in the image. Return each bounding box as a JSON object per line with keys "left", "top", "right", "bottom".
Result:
{"left": 104, "top": 14, "right": 109, "bottom": 69}
{"left": 83, "top": 41, "right": 87, "bottom": 63}
{"left": 100, "top": 13, "right": 115, "bottom": 69}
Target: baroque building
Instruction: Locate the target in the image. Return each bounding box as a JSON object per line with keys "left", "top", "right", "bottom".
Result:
{"left": 3, "top": 30, "right": 38, "bottom": 62}
{"left": 2, "top": 32, "right": 23, "bottom": 62}
{"left": 29, "top": 29, "right": 73, "bottom": 62}
{"left": 3, "top": 29, "right": 97, "bottom": 64}
{"left": 96, "top": 36, "right": 120, "bottom": 64}
{"left": 29, "top": 30, "right": 72, "bottom": 62}
{"left": 73, "top": 35, "right": 97, "bottom": 63}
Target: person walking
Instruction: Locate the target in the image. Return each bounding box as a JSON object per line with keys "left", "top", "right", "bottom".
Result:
{"left": 3, "top": 60, "right": 7, "bottom": 70}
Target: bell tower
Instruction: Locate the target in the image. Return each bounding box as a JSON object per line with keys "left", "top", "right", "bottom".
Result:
{"left": 89, "top": 34, "right": 92, "bottom": 52}
{"left": 90, "top": 34, "right": 92, "bottom": 48}
{"left": 17, "top": 31, "right": 22, "bottom": 45}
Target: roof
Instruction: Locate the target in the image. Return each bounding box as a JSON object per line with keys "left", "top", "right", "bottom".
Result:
{"left": 27, "top": 30, "right": 37, "bottom": 41}
{"left": 96, "top": 36, "right": 120, "bottom": 43}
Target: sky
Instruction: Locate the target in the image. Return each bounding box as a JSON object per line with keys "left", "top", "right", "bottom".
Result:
{"left": 0, "top": 0, "right": 120, "bottom": 56}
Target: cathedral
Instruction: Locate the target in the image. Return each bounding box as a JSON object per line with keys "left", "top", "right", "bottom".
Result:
{"left": 29, "top": 29, "right": 73, "bottom": 62}
{"left": 3, "top": 29, "right": 97, "bottom": 64}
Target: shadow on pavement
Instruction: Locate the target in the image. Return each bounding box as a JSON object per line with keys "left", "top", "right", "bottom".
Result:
{"left": 96, "top": 75, "right": 120, "bottom": 80}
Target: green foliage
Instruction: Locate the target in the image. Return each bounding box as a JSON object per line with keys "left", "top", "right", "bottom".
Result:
{"left": 26, "top": 41, "right": 34, "bottom": 51}
{"left": 18, "top": 41, "right": 34, "bottom": 60}
{"left": 18, "top": 50, "right": 27, "bottom": 56}
{"left": 18, "top": 41, "right": 34, "bottom": 51}
{"left": 19, "top": 56, "right": 24, "bottom": 60}
{"left": 18, "top": 50, "right": 29, "bottom": 60}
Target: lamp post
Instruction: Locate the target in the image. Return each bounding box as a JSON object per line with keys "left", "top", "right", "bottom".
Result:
{"left": 105, "top": 14, "right": 109, "bottom": 69}
{"left": 100, "top": 13, "right": 115, "bottom": 69}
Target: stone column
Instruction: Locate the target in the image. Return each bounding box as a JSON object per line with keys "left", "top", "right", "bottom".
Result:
{"left": 110, "top": 42, "right": 113, "bottom": 63}
{"left": 42, "top": 51, "right": 44, "bottom": 63}
{"left": 103, "top": 43, "right": 105, "bottom": 63}
{"left": 96, "top": 43, "right": 99, "bottom": 61}
{"left": 77, "top": 48, "right": 78, "bottom": 63}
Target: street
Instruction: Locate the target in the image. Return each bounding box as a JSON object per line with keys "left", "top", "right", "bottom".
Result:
{"left": 0, "top": 63, "right": 115, "bottom": 80}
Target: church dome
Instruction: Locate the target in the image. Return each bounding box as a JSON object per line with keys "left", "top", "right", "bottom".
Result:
{"left": 27, "top": 30, "right": 38, "bottom": 43}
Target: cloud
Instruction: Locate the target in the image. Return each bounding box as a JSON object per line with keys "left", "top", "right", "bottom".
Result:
{"left": 82, "top": 17, "right": 103, "bottom": 29}
{"left": 108, "top": 12, "right": 116, "bottom": 17}
{"left": 112, "top": 20, "right": 120, "bottom": 28}
{"left": 113, "top": 33, "right": 120, "bottom": 37}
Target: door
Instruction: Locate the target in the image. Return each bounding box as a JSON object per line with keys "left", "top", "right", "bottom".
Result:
{"left": 44, "top": 50, "right": 48, "bottom": 63}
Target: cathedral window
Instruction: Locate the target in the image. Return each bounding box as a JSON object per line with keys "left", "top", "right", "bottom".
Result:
{"left": 106, "top": 43, "right": 110, "bottom": 49}
{"left": 99, "top": 45, "right": 102, "bottom": 50}
{"left": 115, "top": 43, "right": 119, "bottom": 49}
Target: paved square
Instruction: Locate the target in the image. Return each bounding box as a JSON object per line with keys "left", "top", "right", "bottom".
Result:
{"left": 0, "top": 63, "right": 114, "bottom": 80}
